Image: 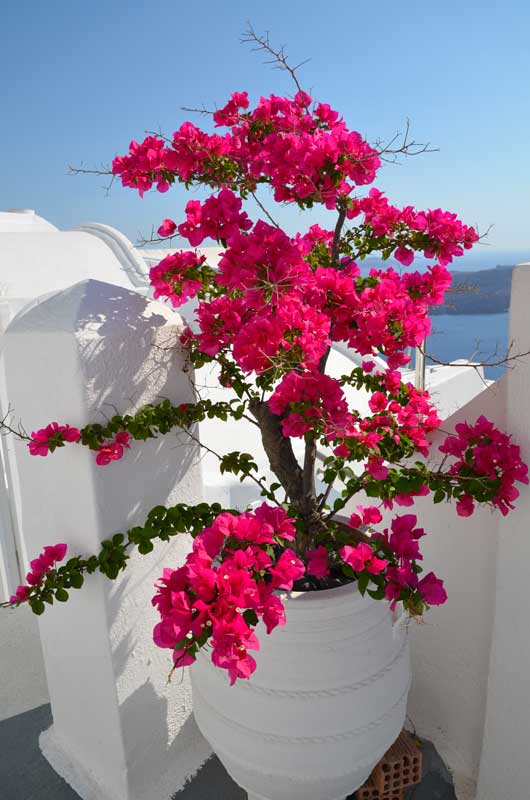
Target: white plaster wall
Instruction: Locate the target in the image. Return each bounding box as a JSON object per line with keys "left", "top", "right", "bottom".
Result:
{"left": 477, "top": 264, "right": 530, "bottom": 800}
{"left": 1, "top": 281, "right": 211, "bottom": 797}
{"left": 0, "top": 230, "right": 139, "bottom": 299}
{"left": 0, "top": 605, "right": 48, "bottom": 721}
{"left": 406, "top": 378, "right": 506, "bottom": 794}
{"left": 0, "top": 209, "right": 58, "bottom": 233}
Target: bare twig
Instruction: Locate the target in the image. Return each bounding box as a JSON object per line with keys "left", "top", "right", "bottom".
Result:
{"left": 68, "top": 164, "right": 116, "bottom": 195}
{"left": 419, "top": 341, "right": 530, "bottom": 370}
{"left": 250, "top": 191, "right": 280, "bottom": 228}
{"left": 0, "top": 409, "right": 31, "bottom": 441}
{"left": 373, "top": 119, "right": 437, "bottom": 164}
{"left": 180, "top": 105, "right": 216, "bottom": 117}
{"left": 241, "top": 23, "right": 309, "bottom": 97}
{"left": 182, "top": 425, "right": 281, "bottom": 505}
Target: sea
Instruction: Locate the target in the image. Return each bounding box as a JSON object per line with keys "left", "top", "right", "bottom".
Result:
{"left": 426, "top": 312, "right": 509, "bottom": 381}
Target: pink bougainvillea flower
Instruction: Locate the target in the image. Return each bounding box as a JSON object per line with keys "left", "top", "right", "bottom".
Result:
{"left": 95, "top": 432, "right": 130, "bottom": 466}
{"left": 456, "top": 495, "right": 475, "bottom": 517}
{"left": 269, "top": 550, "right": 305, "bottom": 590}
{"left": 358, "top": 506, "right": 383, "bottom": 525}
{"left": 28, "top": 423, "right": 81, "bottom": 456}
{"left": 9, "top": 585, "right": 30, "bottom": 604}
{"left": 394, "top": 246, "right": 414, "bottom": 266}
{"left": 340, "top": 542, "right": 374, "bottom": 572}
{"left": 418, "top": 572, "right": 447, "bottom": 606}
{"left": 157, "top": 218, "right": 177, "bottom": 237}
{"left": 366, "top": 457, "right": 389, "bottom": 481}
{"left": 306, "top": 546, "right": 330, "bottom": 579}
{"left": 15, "top": 542, "right": 68, "bottom": 600}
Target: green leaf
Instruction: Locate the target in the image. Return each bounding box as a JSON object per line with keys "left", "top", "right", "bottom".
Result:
{"left": 55, "top": 588, "right": 69, "bottom": 602}
{"left": 357, "top": 572, "right": 370, "bottom": 595}
{"left": 242, "top": 609, "right": 259, "bottom": 627}
{"left": 29, "top": 598, "right": 45, "bottom": 615}
{"left": 70, "top": 572, "right": 84, "bottom": 589}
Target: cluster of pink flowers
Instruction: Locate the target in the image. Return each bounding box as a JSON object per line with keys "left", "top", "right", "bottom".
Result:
{"left": 325, "top": 377, "right": 441, "bottom": 468}
{"left": 268, "top": 371, "right": 349, "bottom": 438}
{"left": 149, "top": 250, "right": 206, "bottom": 307}
{"left": 439, "top": 415, "right": 529, "bottom": 516}
{"left": 160, "top": 219, "right": 453, "bottom": 378}
{"left": 95, "top": 432, "right": 131, "bottom": 466}
{"left": 27, "top": 422, "right": 131, "bottom": 468}
{"left": 111, "top": 136, "right": 179, "bottom": 196}
{"left": 28, "top": 422, "right": 81, "bottom": 456}
{"left": 177, "top": 189, "right": 252, "bottom": 247}
{"left": 348, "top": 188, "right": 479, "bottom": 266}
{"left": 219, "top": 90, "right": 381, "bottom": 206}
{"left": 110, "top": 93, "right": 481, "bottom": 388}
{"left": 151, "top": 502, "right": 447, "bottom": 683}
{"left": 152, "top": 504, "right": 304, "bottom": 683}
{"left": 189, "top": 223, "right": 333, "bottom": 372}
{"left": 333, "top": 265, "right": 451, "bottom": 364}
{"left": 113, "top": 91, "right": 381, "bottom": 209}
{"left": 340, "top": 542, "right": 388, "bottom": 575}
{"left": 9, "top": 543, "right": 67, "bottom": 604}
{"left": 375, "top": 515, "right": 447, "bottom": 608}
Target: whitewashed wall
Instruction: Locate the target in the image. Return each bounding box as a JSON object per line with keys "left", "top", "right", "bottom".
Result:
{"left": 477, "top": 264, "right": 530, "bottom": 800}
{"left": 1, "top": 280, "right": 211, "bottom": 799}
{"left": 407, "top": 379, "right": 505, "bottom": 797}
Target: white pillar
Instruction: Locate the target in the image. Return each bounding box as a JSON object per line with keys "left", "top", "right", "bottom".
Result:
{"left": 477, "top": 263, "right": 530, "bottom": 799}
{"left": 0, "top": 280, "right": 211, "bottom": 800}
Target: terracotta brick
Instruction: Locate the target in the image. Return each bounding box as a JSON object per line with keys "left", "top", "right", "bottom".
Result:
{"left": 371, "top": 731, "right": 422, "bottom": 793}
{"left": 355, "top": 774, "right": 404, "bottom": 800}
{"left": 355, "top": 731, "right": 422, "bottom": 798}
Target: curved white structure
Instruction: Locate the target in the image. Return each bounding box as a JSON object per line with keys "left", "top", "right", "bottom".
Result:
{"left": 192, "top": 584, "right": 410, "bottom": 800}
{"left": 72, "top": 222, "right": 151, "bottom": 289}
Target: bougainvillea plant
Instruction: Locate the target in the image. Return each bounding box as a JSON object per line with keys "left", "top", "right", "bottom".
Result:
{"left": 3, "top": 62, "right": 528, "bottom": 685}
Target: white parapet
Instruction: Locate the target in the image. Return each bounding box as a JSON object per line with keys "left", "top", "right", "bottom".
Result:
{"left": 0, "top": 280, "right": 211, "bottom": 799}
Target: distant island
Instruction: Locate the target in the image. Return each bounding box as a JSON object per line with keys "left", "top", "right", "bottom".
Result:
{"left": 431, "top": 264, "right": 514, "bottom": 315}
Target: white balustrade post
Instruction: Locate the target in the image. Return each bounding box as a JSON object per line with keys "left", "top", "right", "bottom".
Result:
{"left": 477, "top": 263, "right": 530, "bottom": 800}
{"left": 0, "top": 280, "right": 211, "bottom": 800}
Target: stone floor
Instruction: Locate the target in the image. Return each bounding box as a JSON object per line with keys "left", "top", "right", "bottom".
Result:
{"left": 0, "top": 704, "right": 457, "bottom": 800}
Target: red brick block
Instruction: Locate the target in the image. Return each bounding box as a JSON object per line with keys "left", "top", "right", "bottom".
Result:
{"left": 355, "top": 730, "right": 422, "bottom": 798}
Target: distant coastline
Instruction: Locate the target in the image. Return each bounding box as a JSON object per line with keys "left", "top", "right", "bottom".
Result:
{"left": 430, "top": 265, "right": 514, "bottom": 316}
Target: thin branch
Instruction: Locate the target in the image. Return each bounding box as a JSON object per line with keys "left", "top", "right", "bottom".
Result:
{"left": 317, "top": 473, "right": 336, "bottom": 513}
{"left": 331, "top": 200, "right": 347, "bottom": 266}
{"left": 303, "top": 436, "right": 317, "bottom": 509}
{"left": 182, "top": 425, "right": 281, "bottom": 506}
{"left": 136, "top": 225, "right": 181, "bottom": 249}
{"left": 68, "top": 164, "right": 112, "bottom": 177}
{"left": 241, "top": 23, "right": 309, "bottom": 98}
{"left": 419, "top": 342, "right": 530, "bottom": 370}
{"left": 372, "top": 120, "right": 438, "bottom": 165}
{"left": 68, "top": 164, "right": 115, "bottom": 195}
{"left": 180, "top": 105, "right": 215, "bottom": 117}
{"left": 0, "top": 409, "right": 31, "bottom": 441}
{"left": 250, "top": 191, "right": 280, "bottom": 228}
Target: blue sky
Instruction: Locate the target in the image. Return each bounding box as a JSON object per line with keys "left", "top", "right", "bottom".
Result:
{"left": 2, "top": 0, "right": 530, "bottom": 262}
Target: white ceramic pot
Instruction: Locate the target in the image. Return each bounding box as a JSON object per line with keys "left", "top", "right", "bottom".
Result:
{"left": 191, "top": 582, "right": 411, "bottom": 800}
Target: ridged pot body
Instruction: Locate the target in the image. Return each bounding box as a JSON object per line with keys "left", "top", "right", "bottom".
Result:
{"left": 191, "top": 583, "right": 411, "bottom": 800}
